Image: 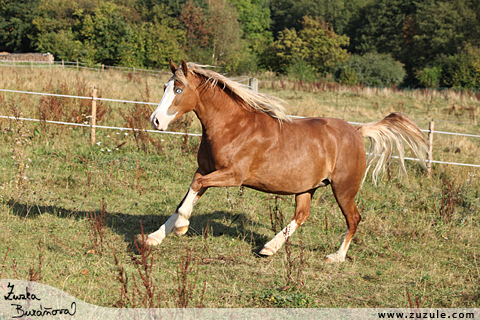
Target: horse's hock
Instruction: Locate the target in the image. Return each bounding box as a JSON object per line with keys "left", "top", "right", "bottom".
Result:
{"left": 0, "top": 52, "right": 54, "bottom": 64}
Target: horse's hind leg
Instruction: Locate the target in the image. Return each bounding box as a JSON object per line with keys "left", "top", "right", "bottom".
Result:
{"left": 325, "top": 182, "right": 362, "bottom": 263}
{"left": 260, "top": 190, "right": 315, "bottom": 256}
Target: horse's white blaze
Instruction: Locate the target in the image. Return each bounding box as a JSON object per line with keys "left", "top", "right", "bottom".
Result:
{"left": 150, "top": 80, "right": 178, "bottom": 131}
{"left": 175, "top": 188, "right": 198, "bottom": 228}
{"left": 146, "top": 213, "right": 179, "bottom": 245}
{"left": 260, "top": 220, "right": 298, "bottom": 255}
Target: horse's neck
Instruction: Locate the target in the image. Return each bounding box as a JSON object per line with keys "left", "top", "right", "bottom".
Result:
{"left": 194, "top": 88, "right": 254, "bottom": 137}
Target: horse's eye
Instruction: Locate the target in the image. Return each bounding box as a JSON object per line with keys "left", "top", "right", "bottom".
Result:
{"left": 175, "top": 88, "right": 183, "bottom": 94}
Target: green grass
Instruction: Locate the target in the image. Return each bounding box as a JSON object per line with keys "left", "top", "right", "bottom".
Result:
{"left": 0, "top": 66, "right": 479, "bottom": 308}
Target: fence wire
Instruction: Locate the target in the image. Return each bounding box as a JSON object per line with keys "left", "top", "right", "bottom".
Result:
{"left": 1, "top": 88, "right": 480, "bottom": 168}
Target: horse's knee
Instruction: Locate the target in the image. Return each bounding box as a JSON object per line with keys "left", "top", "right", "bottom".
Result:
{"left": 352, "top": 207, "right": 362, "bottom": 226}
{"left": 294, "top": 211, "right": 310, "bottom": 226}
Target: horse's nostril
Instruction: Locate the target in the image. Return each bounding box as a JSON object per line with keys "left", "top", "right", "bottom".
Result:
{"left": 154, "top": 117, "right": 160, "bottom": 127}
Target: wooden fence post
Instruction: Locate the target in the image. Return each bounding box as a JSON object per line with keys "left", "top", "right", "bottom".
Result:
{"left": 249, "top": 78, "right": 258, "bottom": 93}
{"left": 62, "top": 60, "right": 64, "bottom": 68}
{"left": 427, "top": 120, "right": 434, "bottom": 177}
{"left": 30, "top": 61, "right": 33, "bottom": 71}
{"left": 102, "top": 64, "right": 104, "bottom": 72}
{"left": 91, "top": 88, "right": 98, "bottom": 146}
{"left": 76, "top": 60, "right": 79, "bottom": 71}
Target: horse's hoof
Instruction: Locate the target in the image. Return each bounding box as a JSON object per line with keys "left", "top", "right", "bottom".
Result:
{"left": 324, "top": 256, "right": 336, "bottom": 263}
{"left": 145, "top": 236, "right": 160, "bottom": 246}
{"left": 324, "top": 253, "right": 344, "bottom": 263}
{"left": 174, "top": 226, "right": 189, "bottom": 236}
{"left": 259, "top": 245, "right": 275, "bottom": 256}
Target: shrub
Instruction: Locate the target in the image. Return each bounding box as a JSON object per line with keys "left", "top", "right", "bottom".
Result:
{"left": 265, "top": 16, "right": 349, "bottom": 76}
{"left": 286, "top": 58, "right": 317, "bottom": 82}
{"left": 337, "top": 66, "right": 359, "bottom": 86}
{"left": 416, "top": 66, "right": 443, "bottom": 88}
{"left": 336, "top": 53, "right": 406, "bottom": 87}
{"left": 439, "top": 44, "right": 480, "bottom": 89}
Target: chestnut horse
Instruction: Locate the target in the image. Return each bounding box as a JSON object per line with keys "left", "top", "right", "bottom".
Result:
{"left": 146, "top": 60, "right": 427, "bottom": 262}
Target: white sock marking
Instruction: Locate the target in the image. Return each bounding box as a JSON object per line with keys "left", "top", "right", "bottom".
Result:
{"left": 147, "top": 213, "right": 178, "bottom": 244}
{"left": 326, "top": 230, "right": 351, "bottom": 262}
{"left": 176, "top": 188, "right": 198, "bottom": 228}
{"left": 263, "top": 220, "right": 298, "bottom": 253}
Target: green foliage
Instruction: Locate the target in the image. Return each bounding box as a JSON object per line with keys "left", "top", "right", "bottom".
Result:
{"left": 286, "top": 58, "right": 317, "bottom": 82}
{"left": 337, "top": 66, "right": 359, "bottom": 86}
{"left": 33, "top": 4, "right": 90, "bottom": 62}
{"left": 80, "top": 2, "right": 135, "bottom": 65}
{"left": 439, "top": 45, "right": 480, "bottom": 89}
{"left": 266, "top": 16, "right": 349, "bottom": 75}
{"left": 31, "top": 1, "right": 184, "bottom": 68}
{"left": 35, "top": 30, "right": 88, "bottom": 62}
{"left": 207, "top": 0, "right": 250, "bottom": 73}
{"left": 299, "top": 16, "right": 350, "bottom": 75}
{"left": 265, "top": 28, "right": 303, "bottom": 73}
{"left": 229, "top": 0, "right": 273, "bottom": 55}
{"left": 259, "top": 289, "right": 311, "bottom": 307}
{"left": 416, "top": 66, "right": 443, "bottom": 88}
{"left": 269, "top": 0, "right": 368, "bottom": 38}
{"left": 345, "top": 0, "right": 480, "bottom": 85}
{"left": 0, "top": 0, "right": 40, "bottom": 52}
{"left": 138, "top": 0, "right": 209, "bottom": 17}
{"left": 3, "top": 0, "right": 480, "bottom": 81}
{"left": 412, "top": 0, "right": 476, "bottom": 66}
{"left": 346, "top": 0, "right": 415, "bottom": 57}
{"left": 139, "top": 5, "right": 185, "bottom": 69}
{"left": 177, "top": 0, "right": 256, "bottom": 73}
{"left": 337, "top": 53, "right": 406, "bottom": 87}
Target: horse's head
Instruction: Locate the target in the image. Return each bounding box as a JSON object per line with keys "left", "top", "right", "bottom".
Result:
{"left": 151, "top": 59, "right": 197, "bottom": 131}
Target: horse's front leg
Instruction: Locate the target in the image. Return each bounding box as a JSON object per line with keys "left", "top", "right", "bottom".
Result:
{"left": 146, "top": 168, "right": 242, "bottom": 246}
{"left": 174, "top": 167, "right": 245, "bottom": 234}
{"left": 174, "top": 184, "right": 207, "bottom": 236}
{"left": 146, "top": 171, "right": 207, "bottom": 246}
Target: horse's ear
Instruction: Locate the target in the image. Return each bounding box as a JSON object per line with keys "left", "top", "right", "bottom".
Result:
{"left": 181, "top": 59, "right": 189, "bottom": 77}
{"left": 169, "top": 59, "right": 177, "bottom": 74}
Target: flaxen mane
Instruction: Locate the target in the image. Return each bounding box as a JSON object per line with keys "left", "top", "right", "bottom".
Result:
{"left": 174, "top": 63, "right": 291, "bottom": 121}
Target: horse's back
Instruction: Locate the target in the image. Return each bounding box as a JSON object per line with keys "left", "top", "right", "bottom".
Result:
{"left": 287, "top": 116, "right": 365, "bottom": 153}
{"left": 238, "top": 115, "right": 366, "bottom": 194}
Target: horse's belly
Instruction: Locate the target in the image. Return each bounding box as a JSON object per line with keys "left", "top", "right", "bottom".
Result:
{"left": 243, "top": 161, "right": 329, "bottom": 195}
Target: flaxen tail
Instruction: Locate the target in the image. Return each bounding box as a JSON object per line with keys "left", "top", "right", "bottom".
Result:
{"left": 357, "top": 112, "right": 428, "bottom": 185}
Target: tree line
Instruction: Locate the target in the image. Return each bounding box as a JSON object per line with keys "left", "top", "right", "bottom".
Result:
{"left": 1, "top": 0, "right": 479, "bottom": 88}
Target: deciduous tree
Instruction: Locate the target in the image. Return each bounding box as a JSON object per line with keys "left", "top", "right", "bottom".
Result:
{"left": 0, "top": 0, "right": 40, "bottom": 52}
{"left": 267, "top": 16, "right": 349, "bottom": 75}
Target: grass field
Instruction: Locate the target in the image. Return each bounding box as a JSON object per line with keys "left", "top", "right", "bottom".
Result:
{"left": 0, "top": 65, "right": 479, "bottom": 308}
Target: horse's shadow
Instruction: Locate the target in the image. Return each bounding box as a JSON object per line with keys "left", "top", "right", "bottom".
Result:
{"left": 6, "top": 199, "right": 270, "bottom": 252}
